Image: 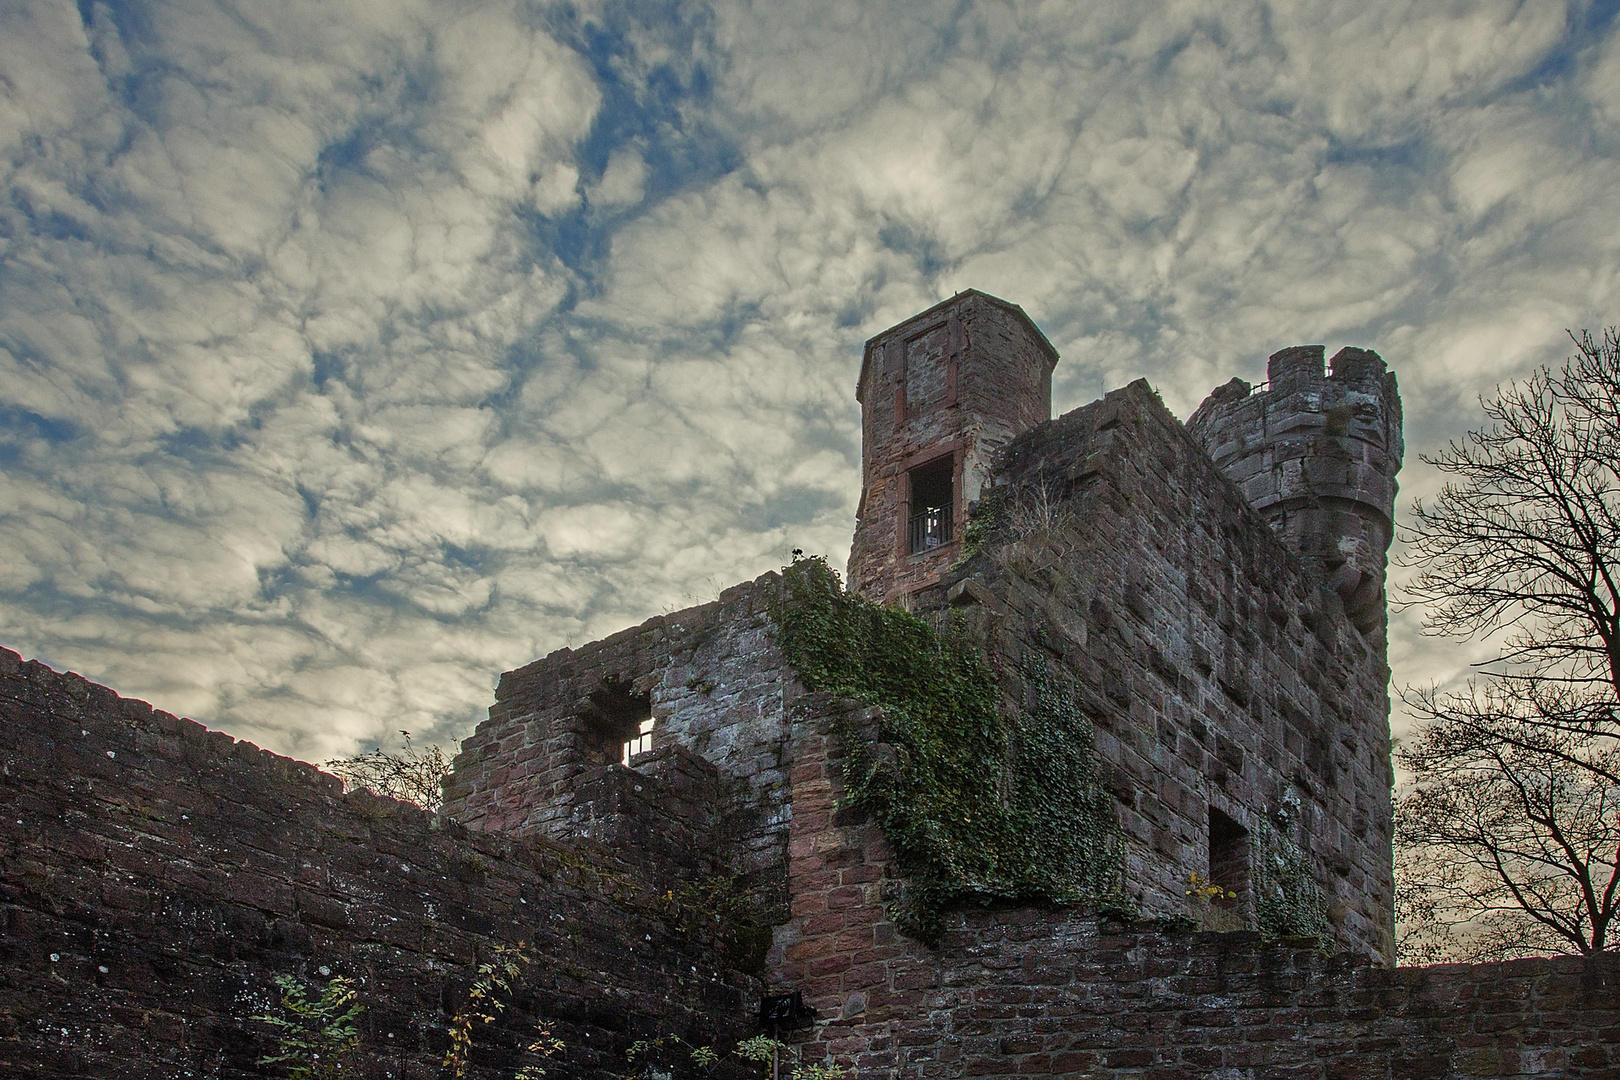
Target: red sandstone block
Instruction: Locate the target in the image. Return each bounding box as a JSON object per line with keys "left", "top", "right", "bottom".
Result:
{"left": 841, "top": 905, "right": 885, "bottom": 928}
{"left": 1103, "top": 1048, "right": 1154, "bottom": 1068}
{"left": 796, "top": 810, "right": 834, "bottom": 833}
{"left": 892, "top": 968, "right": 939, "bottom": 991}
{"left": 802, "top": 912, "right": 846, "bottom": 935}
{"left": 1049, "top": 1052, "right": 1095, "bottom": 1074}
{"left": 808, "top": 955, "right": 853, "bottom": 978}
{"left": 1325, "top": 1055, "right": 1385, "bottom": 1080}
{"left": 1575, "top": 1045, "right": 1614, "bottom": 1068}
{"left": 841, "top": 962, "right": 888, "bottom": 991}
{"left": 787, "top": 937, "right": 840, "bottom": 962}
{"left": 791, "top": 763, "right": 828, "bottom": 785}
{"left": 791, "top": 853, "right": 827, "bottom": 877}
{"left": 851, "top": 945, "right": 906, "bottom": 966}
{"left": 826, "top": 885, "right": 868, "bottom": 908}
{"left": 834, "top": 928, "right": 876, "bottom": 952}
{"left": 841, "top": 864, "right": 884, "bottom": 885}
{"left": 792, "top": 892, "right": 829, "bottom": 917}
{"left": 797, "top": 871, "right": 843, "bottom": 893}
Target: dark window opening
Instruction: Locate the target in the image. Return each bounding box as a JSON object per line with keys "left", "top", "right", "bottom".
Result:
{"left": 579, "top": 675, "right": 652, "bottom": 765}
{"left": 908, "top": 457, "right": 955, "bottom": 554}
{"left": 1208, "top": 807, "right": 1251, "bottom": 907}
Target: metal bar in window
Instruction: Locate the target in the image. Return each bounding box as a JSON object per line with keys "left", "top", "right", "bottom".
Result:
{"left": 907, "top": 505, "right": 953, "bottom": 555}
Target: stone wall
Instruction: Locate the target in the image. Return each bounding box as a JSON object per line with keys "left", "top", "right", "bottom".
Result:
{"left": 912, "top": 380, "right": 1395, "bottom": 960}
{"left": 1187, "top": 345, "right": 1403, "bottom": 638}
{"left": 4, "top": 654, "right": 1616, "bottom": 1080}
{"left": 0, "top": 648, "right": 761, "bottom": 1080}
{"left": 777, "top": 699, "right": 1620, "bottom": 1080}
{"left": 441, "top": 576, "right": 802, "bottom": 927}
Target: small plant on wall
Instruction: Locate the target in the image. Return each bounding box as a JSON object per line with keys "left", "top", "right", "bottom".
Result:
{"left": 626, "top": 1034, "right": 845, "bottom": 1080}
{"left": 1184, "top": 872, "right": 1247, "bottom": 933}
{"left": 445, "top": 943, "right": 563, "bottom": 1080}
{"left": 253, "top": 972, "right": 362, "bottom": 1080}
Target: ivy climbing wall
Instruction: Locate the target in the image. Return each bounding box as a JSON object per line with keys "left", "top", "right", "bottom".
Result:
{"left": 773, "top": 689, "right": 1620, "bottom": 1078}
{"left": 910, "top": 379, "right": 1397, "bottom": 960}
{"left": 3, "top": 647, "right": 1618, "bottom": 1080}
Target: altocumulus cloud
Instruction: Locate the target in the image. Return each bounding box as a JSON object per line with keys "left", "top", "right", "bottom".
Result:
{"left": 1, "top": 0, "right": 1618, "bottom": 759}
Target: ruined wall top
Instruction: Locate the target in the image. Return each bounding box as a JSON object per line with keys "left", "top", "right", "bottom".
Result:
{"left": 1187, "top": 345, "right": 1403, "bottom": 638}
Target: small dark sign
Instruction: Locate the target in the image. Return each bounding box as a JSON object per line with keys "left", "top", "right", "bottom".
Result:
{"left": 759, "top": 990, "right": 814, "bottom": 1029}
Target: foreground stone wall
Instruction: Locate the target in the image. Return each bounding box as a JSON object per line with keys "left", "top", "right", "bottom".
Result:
{"left": 778, "top": 699, "right": 1620, "bottom": 1080}
{"left": 0, "top": 649, "right": 760, "bottom": 1080}
{"left": 4, "top": 652, "right": 1618, "bottom": 1080}
{"left": 806, "top": 908, "right": 1620, "bottom": 1080}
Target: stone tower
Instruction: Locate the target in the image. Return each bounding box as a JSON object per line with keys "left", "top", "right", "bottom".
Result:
{"left": 847, "top": 290, "right": 1058, "bottom": 602}
{"left": 1187, "top": 345, "right": 1404, "bottom": 638}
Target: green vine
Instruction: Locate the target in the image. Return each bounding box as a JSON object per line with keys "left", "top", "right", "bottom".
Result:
{"left": 1252, "top": 820, "right": 1332, "bottom": 948}
{"left": 957, "top": 488, "right": 1008, "bottom": 561}
{"left": 769, "top": 555, "right": 1126, "bottom": 941}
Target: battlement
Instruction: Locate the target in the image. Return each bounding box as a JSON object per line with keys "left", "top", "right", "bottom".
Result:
{"left": 1187, "top": 345, "right": 1404, "bottom": 638}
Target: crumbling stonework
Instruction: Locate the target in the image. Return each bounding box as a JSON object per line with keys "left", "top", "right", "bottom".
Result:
{"left": 914, "top": 379, "right": 1395, "bottom": 959}
{"left": 449, "top": 378, "right": 1395, "bottom": 963}
{"left": 441, "top": 578, "right": 808, "bottom": 938}
{"left": 0, "top": 647, "right": 761, "bottom": 1080}
{"left": 778, "top": 692, "right": 1619, "bottom": 1079}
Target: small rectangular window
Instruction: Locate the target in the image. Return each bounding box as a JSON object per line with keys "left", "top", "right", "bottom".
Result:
{"left": 622, "top": 717, "right": 655, "bottom": 764}
{"left": 908, "top": 457, "right": 955, "bottom": 554}
{"left": 1208, "top": 807, "right": 1251, "bottom": 905}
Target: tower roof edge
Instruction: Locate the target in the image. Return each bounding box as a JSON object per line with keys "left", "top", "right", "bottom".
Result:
{"left": 856, "top": 289, "right": 1060, "bottom": 398}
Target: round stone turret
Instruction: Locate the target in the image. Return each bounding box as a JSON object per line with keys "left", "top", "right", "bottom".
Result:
{"left": 1187, "top": 345, "right": 1403, "bottom": 638}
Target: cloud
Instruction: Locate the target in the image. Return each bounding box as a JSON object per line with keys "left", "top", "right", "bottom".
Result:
{"left": 2, "top": 0, "right": 1618, "bottom": 761}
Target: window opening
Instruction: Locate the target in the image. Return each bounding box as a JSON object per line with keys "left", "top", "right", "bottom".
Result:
{"left": 908, "top": 457, "right": 955, "bottom": 554}
{"left": 622, "top": 717, "right": 655, "bottom": 764}
{"left": 1208, "top": 807, "right": 1251, "bottom": 906}
{"left": 578, "top": 675, "right": 652, "bottom": 766}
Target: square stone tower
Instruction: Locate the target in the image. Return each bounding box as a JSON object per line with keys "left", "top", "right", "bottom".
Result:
{"left": 847, "top": 290, "right": 1058, "bottom": 602}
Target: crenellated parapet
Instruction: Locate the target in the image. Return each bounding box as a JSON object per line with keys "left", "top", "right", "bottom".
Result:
{"left": 1187, "top": 345, "right": 1404, "bottom": 639}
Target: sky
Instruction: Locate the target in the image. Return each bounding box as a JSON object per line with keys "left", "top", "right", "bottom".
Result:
{"left": 3, "top": 0, "right": 1619, "bottom": 763}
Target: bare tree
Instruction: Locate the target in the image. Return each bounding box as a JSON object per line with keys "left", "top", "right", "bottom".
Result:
{"left": 1396, "top": 328, "right": 1620, "bottom": 960}
{"left": 325, "top": 731, "right": 451, "bottom": 812}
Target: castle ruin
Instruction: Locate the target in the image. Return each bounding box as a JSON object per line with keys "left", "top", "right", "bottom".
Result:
{"left": 4, "top": 291, "right": 1616, "bottom": 1080}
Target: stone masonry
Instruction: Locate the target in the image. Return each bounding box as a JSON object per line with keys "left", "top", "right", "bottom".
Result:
{"left": 912, "top": 380, "right": 1396, "bottom": 959}
{"left": 1188, "top": 345, "right": 1404, "bottom": 639}
{"left": 0, "top": 647, "right": 762, "bottom": 1080}
{"left": 847, "top": 291, "right": 1058, "bottom": 604}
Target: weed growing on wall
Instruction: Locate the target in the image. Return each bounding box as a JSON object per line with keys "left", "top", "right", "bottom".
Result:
{"left": 625, "top": 1034, "right": 845, "bottom": 1080}
{"left": 1252, "top": 820, "right": 1332, "bottom": 947}
{"left": 253, "top": 973, "right": 362, "bottom": 1080}
{"left": 444, "top": 943, "right": 563, "bottom": 1080}
{"left": 769, "top": 554, "right": 1126, "bottom": 941}
{"left": 658, "top": 874, "right": 773, "bottom": 974}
